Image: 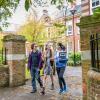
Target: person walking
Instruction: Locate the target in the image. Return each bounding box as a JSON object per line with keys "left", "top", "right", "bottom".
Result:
{"left": 43, "top": 43, "right": 54, "bottom": 90}
{"left": 54, "top": 43, "right": 68, "bottom": 94}
{"left": 28, "top": 43, "right": 45, "bottom": 94}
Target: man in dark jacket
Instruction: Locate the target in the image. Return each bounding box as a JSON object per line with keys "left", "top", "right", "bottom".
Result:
{"left": 28, "top": 43, "right": 45, "bottom": 94}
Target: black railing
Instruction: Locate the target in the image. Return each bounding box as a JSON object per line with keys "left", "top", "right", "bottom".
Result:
{"left": 0, "top": 48, "right": 7, "bottom": 65}
{"left": 90, "top": 33, "right": 100, "bottom": 72}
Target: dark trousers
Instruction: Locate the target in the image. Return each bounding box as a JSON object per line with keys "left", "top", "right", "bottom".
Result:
{"left": 56, "top": 67, "right": 66, "bottom": 90}
{"left": 31, "top": 67, "right": 43, "bottom": 90}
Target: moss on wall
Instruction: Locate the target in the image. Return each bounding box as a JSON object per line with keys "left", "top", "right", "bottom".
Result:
{"left": 77, "top": 15, "right": 100, "bottom": 28}
{"left": 3, "top": 34, "right": 26, "bottom": 42}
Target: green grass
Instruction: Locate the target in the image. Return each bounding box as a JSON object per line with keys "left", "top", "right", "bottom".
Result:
{"left": 25, "top": 67, "right": 31, "bottom": 79}
{"left": 0, "top": 54, "right": 2, "bottom": 64}
{"left": 25, "top": 67, "right": 44, "bottom": 79}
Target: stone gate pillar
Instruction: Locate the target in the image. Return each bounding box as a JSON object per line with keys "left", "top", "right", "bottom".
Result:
{"left": 77, "top": 15, "right": 100, "bottom": 100}
{"left": 3, "top": 34, "right": 26, "bottom": 87}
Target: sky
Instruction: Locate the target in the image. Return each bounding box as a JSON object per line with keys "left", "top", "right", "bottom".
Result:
{"left": 6, "top": 0, "right": 58, "bottom": 32}
{"left": 6, "top": 0, "right": 81, "bottom": 32}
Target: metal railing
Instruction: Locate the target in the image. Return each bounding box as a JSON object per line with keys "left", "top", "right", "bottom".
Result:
{"left": 90, "top": 33, "right": 100, "bottom": 72}
{"left": 0, "top": 48, "right": 7, "bottom": 65}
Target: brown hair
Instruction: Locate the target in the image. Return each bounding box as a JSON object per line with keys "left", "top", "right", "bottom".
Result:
{"left": 57, "top": 43, "right": 66, "bottom": 50}
{"left": 31, "top": 43, "right": 35, "bottom": 50}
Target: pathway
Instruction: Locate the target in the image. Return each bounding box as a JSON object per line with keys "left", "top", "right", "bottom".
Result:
{"left": 0, "top": 67, "right": 83, "bottom": 100}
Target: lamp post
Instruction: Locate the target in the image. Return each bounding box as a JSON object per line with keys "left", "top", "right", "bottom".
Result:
{"left": 70, "top": 9, "right": 76, "bottom": 66}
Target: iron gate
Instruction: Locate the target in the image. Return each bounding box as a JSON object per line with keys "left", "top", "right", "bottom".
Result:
{"left": 90, "top": 33, "right": 100, "bottom": 72}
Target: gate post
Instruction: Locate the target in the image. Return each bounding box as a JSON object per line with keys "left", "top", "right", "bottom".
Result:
{"left": 77, "top": 15, "right": 100, "bottom": 100}
{"left": 3, "top": 34, "right": 26, "bottom": 87}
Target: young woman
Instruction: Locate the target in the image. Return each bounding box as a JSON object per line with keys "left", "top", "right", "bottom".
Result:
{"left": 54, "top": 43, "right": 68, "bottom": 94}
{"left": 43, "top": 43, "right": 54, "bottom": 90}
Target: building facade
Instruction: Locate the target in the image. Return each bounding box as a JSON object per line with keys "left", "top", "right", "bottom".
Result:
{"left": 53, "top": 3, "right": 81, "bottom": 56}
{"left": 81, "top": 0, "right": 100, "bottom": 16}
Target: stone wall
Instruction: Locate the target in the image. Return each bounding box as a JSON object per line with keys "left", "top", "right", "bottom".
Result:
{"left": 88, "top": 70, "right": 100, "bottom": 100}
{"left": 78, "top": 15, "right": 100, "bottom": 100}
{"left": 0, "top": 65, "right": 9, "bottom": 87}
{"left": 3, "top": 34, "right": 26, "bottom": 87}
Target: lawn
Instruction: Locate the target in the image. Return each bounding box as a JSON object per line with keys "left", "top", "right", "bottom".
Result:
{"left": 25, "top": 67, "right": 31, "bottom": 79}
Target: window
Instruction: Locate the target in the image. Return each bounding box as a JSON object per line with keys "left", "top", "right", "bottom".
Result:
{"left": 67, "top": 25, "right": 72, "bottom": 35}
{"left": 92, "top": 0, "right": 100, "bottom": 8}
{"left": 90, "top": 0, "right": 100, "bottom": 15}
{"left": 66, "top": 20, "right": 72, "bottom": 36}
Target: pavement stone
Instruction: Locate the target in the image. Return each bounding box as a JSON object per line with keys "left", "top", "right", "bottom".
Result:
{"left": 0, "top": 67, "right": 83, "bottom": 100}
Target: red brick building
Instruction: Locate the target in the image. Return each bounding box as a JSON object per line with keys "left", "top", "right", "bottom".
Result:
{"left": 53, "top": 4, "right": 81, "bottom": 56}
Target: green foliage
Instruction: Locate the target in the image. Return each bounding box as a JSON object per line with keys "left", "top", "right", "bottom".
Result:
{"left": 24, "top": 0, "right": 74, "bottom": 12}
{"left": 25, "top": 67, "right": 31, "bottom": 79}
{"left": 51, "top": 0, "right": 74, "bottom": 5}
{"left": 54, "top": 23, "right": 65, "bottom": 27}
{"left": 0, "top": 34, "right": 3, "bottom": 50}
{"left": 68, "top": 52, "right": 81, "bottom": 66}
{"left": 0, "top": 34, "right": 3, "bottom": 64}
{"left": 0, "top": 0, "right": 74, "bottom": 30}
{"left": 18, "top": 16, "right": 47, "bottom": 45}
{"left": 24, "top": 0, "right": 74, "bottom": 11}
{"left": 0, "top": 51, "right": 6, "bottom": 65}
{"left": 93, "top": 7, "right": 100, "bottom": 18}
{"left": 0, "top": 54, "right": 2, "bottom": 64}
{"left": 67, "top": 60, "right": 74, "bottom": 66}
{"left": 0, "top": 0, "right": 20, "bottom": 30}
{"left": 51, "top": 22, "right": 67, "bottom": 40}
{"left": 25, "top": 0, "right": 32, "bottom": 11}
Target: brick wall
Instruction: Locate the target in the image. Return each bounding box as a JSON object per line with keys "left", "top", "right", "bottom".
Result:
{"left": 0, "top": 65, "right": 9, "bottom": 87}
{"left": 88, "top": 70, "right": 100, "bottom": 100}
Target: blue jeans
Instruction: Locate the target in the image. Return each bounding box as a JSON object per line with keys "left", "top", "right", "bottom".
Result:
{"left": 31, "top": 67, "right": 43, "bottom": 90}
{"left": 56, "top": 67, "right": 66, "bottom": 90}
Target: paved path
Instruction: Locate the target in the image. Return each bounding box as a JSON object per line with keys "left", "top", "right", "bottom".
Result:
{"left": 0, "top": 67, "right": 83, "bottom": 100}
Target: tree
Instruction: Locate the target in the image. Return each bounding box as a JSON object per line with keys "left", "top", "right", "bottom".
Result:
{"left": 17, "top": 15, "right": 47, "bottom": 45}
{"left": 51, "top": 0, "right": 74, "bottom": 5}
{"left": 0, "top": 33, "right": 3, "bottom": 50}
{"left": 93, "top": 7, "right": 100, "bottom": 18}
{"left": 0, "top": 0, "right": 74, "bottom": 30}
{"left": 24, "top": 0, "right": 74, "bottom": 11}
{"left": 0, "top": 0, "right": 20, "bottom": 31}
{"left": 50, "top": 22, "right": 67, "bottom": 41}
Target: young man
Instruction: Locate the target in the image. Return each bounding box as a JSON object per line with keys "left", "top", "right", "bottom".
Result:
{"left": 28, "top": 43, "right": 45, "bottom": 94}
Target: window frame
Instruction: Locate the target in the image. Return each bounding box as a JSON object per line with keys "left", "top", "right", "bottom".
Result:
{"left": 90, "top": 0, "right": 100, "bottom": 14}
{"left": 67, "top": 25, "right": 73, "bottom": 36}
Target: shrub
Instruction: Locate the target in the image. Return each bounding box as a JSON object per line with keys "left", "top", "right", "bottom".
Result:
{"left": 0, "top": 54, "right": 2, "bottom": 64}
{"left": 67, "top": 52, "right": 81, "bottom": 66}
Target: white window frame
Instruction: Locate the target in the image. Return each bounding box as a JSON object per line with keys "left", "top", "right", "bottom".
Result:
{"left": 90, "top": 0, "right": 100, "bottom": 15}
{"left": 67, "top": 25, "right": 73, "bottom": 35}
{"left": 66, "top": 20, "right": 73, "bottom": 36}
